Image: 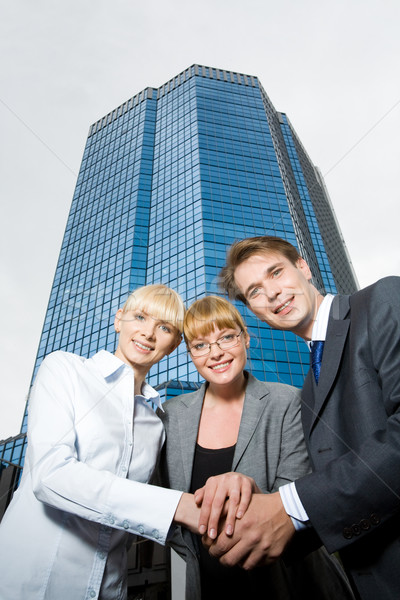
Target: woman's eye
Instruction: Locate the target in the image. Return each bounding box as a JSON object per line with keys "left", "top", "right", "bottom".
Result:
{"left": 193, "top": 343, "right": 206, "bottom": 351}
{"left": 135, "top": 313, "right": 145, "bottom": 321}
{"left": 160, "top": 324, "right": 171, "bottom": 333}
{"left": 222, "top": 334, "right": 235, "bottom": 342}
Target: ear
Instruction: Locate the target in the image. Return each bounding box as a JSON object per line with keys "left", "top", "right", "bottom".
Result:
{"left": 296, "top": 257, "right": 312, "bottom": 281}
{"left": 243, "top": 329, "right": 250, "bottom": 348}
{"left": 114, "top": 308, "right": 124, "bottom": 333}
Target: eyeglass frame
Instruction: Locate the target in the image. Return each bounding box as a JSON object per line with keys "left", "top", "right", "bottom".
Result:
{"left": 188, "top": 330, "right": 244, "bottom": 357}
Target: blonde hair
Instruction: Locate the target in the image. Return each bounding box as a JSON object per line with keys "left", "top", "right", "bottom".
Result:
{"left": 122, "top": 284, "right": 185, "bottom": 334}
{"left": 184, "top": 296, "right": 246, "bottom": 344}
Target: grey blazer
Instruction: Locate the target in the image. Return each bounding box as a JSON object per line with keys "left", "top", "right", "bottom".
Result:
{"left": 296, "top": 277, "right": 400, "bottom": 600}
{"left": 158, "top": 373, "right": 353, "bottom": 599}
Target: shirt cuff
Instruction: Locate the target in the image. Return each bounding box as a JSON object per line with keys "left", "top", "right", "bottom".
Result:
{"left": 279, "top": 482, "right": 310, "bottom": 531}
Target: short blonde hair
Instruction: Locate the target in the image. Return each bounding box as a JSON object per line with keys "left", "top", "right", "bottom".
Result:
{"left": 184, "top": 296, "right": 246, "bottom": 344}
{"left": 123, "top": 284, "right": 185, "bottom": 334}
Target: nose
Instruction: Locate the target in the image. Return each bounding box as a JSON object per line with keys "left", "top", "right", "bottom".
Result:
{"left": 141, "top": 320, "right": 156, "bottom": 340}
{"left": 265, "top": 280, "right": 281, "bottom": 302}
{"left": 209, "top": 341, "right": 224, "bottom": 359}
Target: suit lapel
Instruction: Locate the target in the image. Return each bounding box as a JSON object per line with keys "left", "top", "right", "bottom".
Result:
{"left": 307, "top": 295, "right": 351, "bottom": 433}
{"left": 232, "top": 374, "right": 269, "bottom": 471}
{"left": 176, "top": 385, "right": 206, "bottom": 490}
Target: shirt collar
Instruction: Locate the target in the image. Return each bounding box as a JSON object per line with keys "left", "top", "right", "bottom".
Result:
{"left": 90, "top": 350, "right": 161, "bottom": 408}
{"left": 308, "top": 294, "right": 335, "bottom": 348}
{"left": 137, "top": 382, "right": 163, "bottom": 410}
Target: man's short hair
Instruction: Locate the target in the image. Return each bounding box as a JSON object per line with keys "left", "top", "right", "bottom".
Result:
{"left": 219, "top": 236, "right": 301, "bottom": 303}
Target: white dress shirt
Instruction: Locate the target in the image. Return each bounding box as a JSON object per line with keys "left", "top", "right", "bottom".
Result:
{"left": 0, "top": 350, "right": 182, "bottom": 600}
{"left": 280, "top": 294, "right": 334, "bottom": 529}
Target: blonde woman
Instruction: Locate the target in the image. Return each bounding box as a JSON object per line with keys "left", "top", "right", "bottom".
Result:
{"left": 0, "top": 285, "right": 201, "bottom": 600}
{"left": 159, "top": 296, "right": 353, "bottom": 600}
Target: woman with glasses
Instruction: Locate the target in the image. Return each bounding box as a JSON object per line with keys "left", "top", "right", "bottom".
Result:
{"left": 158, "top": 296, "right": 353, "bottom": 600}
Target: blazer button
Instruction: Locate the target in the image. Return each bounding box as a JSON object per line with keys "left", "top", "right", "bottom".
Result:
{"left": 343, "top": 527, "right": 353, "bottom": 539}
{"left": 360, "top": 518, "right": 370, "bottom": 530}
{"left": 351, "top": 523, "right": 361, "bottom": 536}
{"left": 370, "top": 513, "right": 381, "bottom": 526}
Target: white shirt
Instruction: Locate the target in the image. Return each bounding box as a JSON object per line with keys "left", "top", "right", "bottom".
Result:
{"left": 0, "top": 350, "right": 182, "bottom": 600}
{"left": 280, "top": 295, "right": 334, "bottom": 528}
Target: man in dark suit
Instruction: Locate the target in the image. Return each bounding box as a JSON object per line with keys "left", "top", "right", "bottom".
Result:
{"left": 205, "top": 235, "right": 400, "bottom": 600}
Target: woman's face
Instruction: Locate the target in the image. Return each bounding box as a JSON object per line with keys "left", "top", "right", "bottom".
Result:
{"left": 188, "top": 325, "right": 249, "bottom": 388}
{"left": 114, "top": 308, "right": 181, "bottom": 374}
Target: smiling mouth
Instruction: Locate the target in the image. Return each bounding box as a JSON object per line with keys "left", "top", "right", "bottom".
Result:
{"left": 275, "top": 298, "right": 293, "bottom": 314}
{"left": 210, "top": 361, "right": 231, "bottom": 371}
{"left": 134, "top": 341, "right": 154, "bottom": 352}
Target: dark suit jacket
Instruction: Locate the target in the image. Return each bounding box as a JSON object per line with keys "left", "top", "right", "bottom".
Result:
{"left": 158, "top": 374, "right": 353, "bottom": 600}
{"left": 296, "top": 277, "right": 400, "bottom": 600}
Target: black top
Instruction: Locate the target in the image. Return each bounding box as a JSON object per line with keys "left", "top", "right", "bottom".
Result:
{"left": 190, "top": 443, "right": 259, "bottom": 599}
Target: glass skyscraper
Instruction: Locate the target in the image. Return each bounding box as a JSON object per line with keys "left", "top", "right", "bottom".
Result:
{"left": 1, "top": 62, "right": 357, "bottom": 496}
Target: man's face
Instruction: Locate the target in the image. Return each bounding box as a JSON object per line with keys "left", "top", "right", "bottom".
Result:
{"left": 234, "top": 253, "right": 321, "bottom": 340}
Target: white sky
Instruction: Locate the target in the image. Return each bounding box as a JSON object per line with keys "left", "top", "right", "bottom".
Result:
{"left": 1, "top": 0, "right": 399, "bottom": 440}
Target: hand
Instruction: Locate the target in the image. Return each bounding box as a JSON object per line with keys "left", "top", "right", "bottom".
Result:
{"left": 202, "top": 492, "right": 295, "bottom": 569}
{"left": 194, "top": 472, "right": 261, "bottom": 538}
{"left": 173, "top": 493, "right": 201, "bottom": 533}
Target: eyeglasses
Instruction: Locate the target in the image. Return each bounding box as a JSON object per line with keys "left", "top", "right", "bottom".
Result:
{"left": 189, "top": 330, "right": 243, "bottom": 357}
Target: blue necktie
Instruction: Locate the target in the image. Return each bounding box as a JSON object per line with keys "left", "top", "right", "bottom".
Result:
{"left": 311, "top": 340, "right": 325, "bottom": 384}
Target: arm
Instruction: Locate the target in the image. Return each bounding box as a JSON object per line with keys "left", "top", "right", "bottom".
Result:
{"left": 28, "top": 352, "right": 182, "bottom": 544}
{"left": 272, "top": 386, "right": 310, "bottom": 490}
{"left": 297, "top": 278, "right": 400, "bottom": 553}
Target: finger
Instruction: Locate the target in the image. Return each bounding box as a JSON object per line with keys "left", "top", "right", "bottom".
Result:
{"left": 202, "top": 531, "right": 235, "bottom": 558}
{"left": 197, "top": 478, "right": 218, "bottom": 535}
{"left": 193, "top": 485, "right": 205, "bottom": 506}
{"left": 204, "top": 485, "right": 228, "bottom": 538}
{"left": 235, "top": 479, "right": 253, "bottom": 520}
{"left": 223, "top": 496, "right": 240, "bottom": 535}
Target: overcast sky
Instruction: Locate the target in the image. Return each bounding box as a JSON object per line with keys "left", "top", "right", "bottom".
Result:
{"left": 1, "top": 0, "right": 399, "bottom": 440}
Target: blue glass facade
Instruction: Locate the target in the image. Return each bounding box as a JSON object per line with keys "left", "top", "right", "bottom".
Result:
{"left": 3, "top": 64, "right": 357, "bottom": 475}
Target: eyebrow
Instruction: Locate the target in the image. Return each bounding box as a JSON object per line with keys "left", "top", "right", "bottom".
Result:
{"left": 190, "top": 328, "right": 237, "bottom": 342}
{"left": 243, "top": 262, "right": 283, "bottom": 298}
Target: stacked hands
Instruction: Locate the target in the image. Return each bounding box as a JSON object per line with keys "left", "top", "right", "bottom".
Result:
{"left": 175, "top": 472, "right": 295, "bottom": 570}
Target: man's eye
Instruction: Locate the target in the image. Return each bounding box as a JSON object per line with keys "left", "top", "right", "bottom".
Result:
{"left": 249, "top": 287, "right": 260, "bottom": 299}
{"left": 272, "top": 269, "right": 281, "bottom": 277}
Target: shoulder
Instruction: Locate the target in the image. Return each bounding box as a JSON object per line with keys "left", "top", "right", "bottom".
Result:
{"left": 39, "top": 351, "right": 85, "bottom": 372}
{"left": 351, "top": 276, "right": 400, "bottom": 304}
{"left": 246, "top": 374, "right": 301, "bottom": 408}
{"left": 346, "top": 277, "right": 400, "bottom": 327}
{"left": 162, "top": 385, "right": 204, "bottom": 414}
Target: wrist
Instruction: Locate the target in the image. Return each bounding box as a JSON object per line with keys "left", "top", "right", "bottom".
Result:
{"left": 174, "top": 493, "right": 201, "bottom": 533}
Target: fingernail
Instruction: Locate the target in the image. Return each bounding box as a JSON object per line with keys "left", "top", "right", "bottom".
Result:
{"left": 236, "top": 511, "right": 243, "bottom": 519}
{"left": 199, "top": 525, "right": 206, "bottom": 534}
{"left": 209, "top": 528, "right": 216, "bottom": 539}
{"left": 226, "top": 525, "right": 233, "bottom": 535}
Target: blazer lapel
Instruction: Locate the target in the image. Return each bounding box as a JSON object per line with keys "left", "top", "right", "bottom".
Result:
{"left": 308, "top": 295, "right": 351, "bottom": 432}
{"left": 232, "top": 374, "right": 269, "bottom": 471}
{"left": 176, "top": 385, "right": 206, "bottom": 490}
